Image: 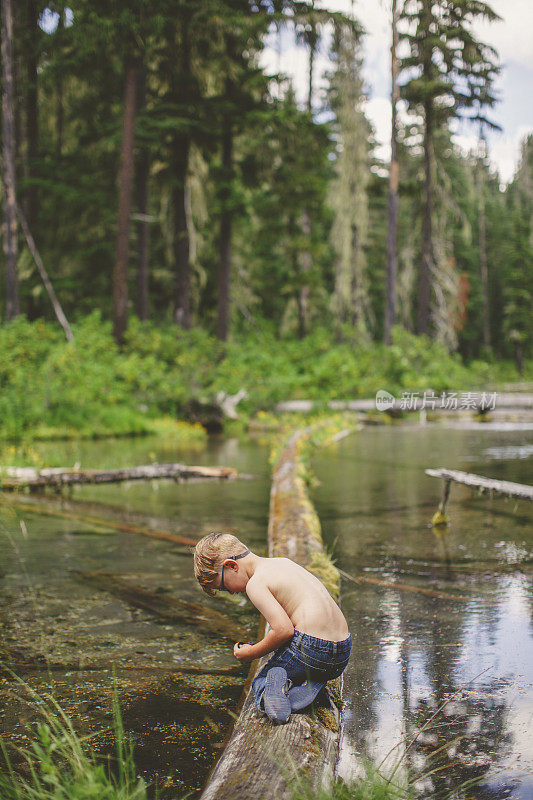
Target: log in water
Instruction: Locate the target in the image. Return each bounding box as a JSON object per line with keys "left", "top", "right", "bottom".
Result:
{"left": 0, "top": 462, "right": 237, "bottom": 489}
{"left": 425, "top": 468, "right": 533, "bottom": 501}
{"left": 74, "top": 570, "right": 248, "bottom": 641}
{"left": 3, "top": 497, "right": 199, "bottom": 546}
{"left": 200, "top": 427, "right": 342, "bottom": 800}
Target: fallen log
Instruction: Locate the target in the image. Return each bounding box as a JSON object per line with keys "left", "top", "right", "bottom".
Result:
{"left": 200, "top": 427, "right": 343, "bottom": 800}
{"left": 2, "top": 498, "right": 199, "bottom": 547}
{"left": 17, "top": 203, "right": 73, "bottom": 342}
{"left": 0, "top": 462, "right": 237, "bottom": 490}
{"left": 425, "top": 468, "right": 533, "bottom": 502}
{"left": 276, "top": 393, "right": 533, "bottom": 414}
{"left": 73, "top": 570, "right": 248, "bottom": 642}
{"left": 0, "top": 660, "right": 244, "bottom": 677}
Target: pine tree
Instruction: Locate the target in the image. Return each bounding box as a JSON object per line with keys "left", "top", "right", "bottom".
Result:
{"left": 502, "top": 136, "right": 533, "bottom": 373}
{"left": 236, "top": 90, "right": 333, "bottom": 333}
{"left": 385, "top": 0, "right": 400, "bottom": 344}
{"left": 399, "top": 0, "right": 500, "bottom": 337}
{"left": 208, "top": 1, "right": 270, "bottom": 341}
{"left": 327, "top": 19, "right": 372, "bottom": 339}
{"left": 113, "top": 57, "right": 138, "bottom": 345}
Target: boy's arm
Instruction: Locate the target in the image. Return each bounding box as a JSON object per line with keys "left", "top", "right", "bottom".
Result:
{"left": 241, "top": 579, "right": 294, "bottom": 660}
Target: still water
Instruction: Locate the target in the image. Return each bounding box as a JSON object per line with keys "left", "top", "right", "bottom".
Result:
{"left": 1, "top": 423, "right": 532, "bottom": 798}
{"left": 0, "top": 435, "right": 270, "bottom": 798}
{"left": 312, "top": 424, "right": 533, "bottom": 799}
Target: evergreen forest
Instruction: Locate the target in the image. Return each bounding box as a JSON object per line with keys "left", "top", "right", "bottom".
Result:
{"left": 1, "top": 0, "right": 532, "bottom": 439}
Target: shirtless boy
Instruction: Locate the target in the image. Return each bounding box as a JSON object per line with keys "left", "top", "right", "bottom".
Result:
{"left": 193, "top": 532, "right": 351, "bottom": 724}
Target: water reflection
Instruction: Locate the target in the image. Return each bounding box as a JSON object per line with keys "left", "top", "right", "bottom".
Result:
{"left": 311, "top": 425, "right": 533, "bottom": 799}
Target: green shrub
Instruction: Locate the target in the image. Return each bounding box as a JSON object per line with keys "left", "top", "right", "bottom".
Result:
{"left": 0, "top": 315, "right": 529, "bottom": 441}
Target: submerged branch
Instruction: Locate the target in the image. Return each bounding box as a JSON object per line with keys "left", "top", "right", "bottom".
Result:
{"left": 73, "top": 570, "right": 248, "bottom": 641}
{"left": 2, "top": 497, "right": 199, "bottom": 546}
{"left": 338, "top": 567, "right": 471, "bottom": 603}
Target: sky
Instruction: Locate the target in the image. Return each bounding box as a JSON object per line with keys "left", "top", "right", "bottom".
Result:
{"left": 261, "top": 0, "right": 533, "bottom": 185}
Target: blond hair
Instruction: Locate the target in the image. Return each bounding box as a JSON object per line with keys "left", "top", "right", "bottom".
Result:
{"left": 194, "top": 532, "right": 248, "bottom": 596}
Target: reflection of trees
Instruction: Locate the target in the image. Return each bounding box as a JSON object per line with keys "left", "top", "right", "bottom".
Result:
{"left": 342, "top": 533, "right": 513, "bottom": 797}
{"left": 407, "top": 686, "right": 511, "bottom": 798}
{"left": 399, "top": 593, "right": 511, "bottom": 800}
{"left": 312, "top": 430, "right": 524, "bottom": 798}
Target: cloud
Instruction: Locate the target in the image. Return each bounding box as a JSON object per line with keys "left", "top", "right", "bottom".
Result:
{"left": 364, "top": 96, "right": 391, "bottom": 161}
{"left": 261, "top": 0, "right": 532, "bottom": 183}
{"left": 475, "top": 0, "right": 533, "bottom": 70}
{"left": 488, "top": 125, "right": 533, "bottom": 184}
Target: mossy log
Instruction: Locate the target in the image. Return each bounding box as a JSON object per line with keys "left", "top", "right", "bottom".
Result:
{"left": 73, "top": 570, "right": 247, "bottom": 641}
{"left": 200, "top": 428, "right": 342, "bottom": 800}
{"left": 0, "top": 462, "right": 237, "bottom": 490}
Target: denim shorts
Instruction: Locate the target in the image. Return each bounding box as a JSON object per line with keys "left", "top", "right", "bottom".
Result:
{"left": 252, "top": 629, "right": 352, "bottom": 710}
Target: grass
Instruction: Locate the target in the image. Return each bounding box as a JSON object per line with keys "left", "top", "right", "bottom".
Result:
{"left": 291, "top": 765, "right": 413, "bottom": 800}
{"left": 289, "top": 669, "right": 497, "bottom": 800}
{"left": 0, "top": 678, "right": 149, "bottom": 800}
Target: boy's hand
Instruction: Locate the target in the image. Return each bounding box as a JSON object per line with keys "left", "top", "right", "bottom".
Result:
{"left": 233, "top": 642, "right": 254, "bottom": 662}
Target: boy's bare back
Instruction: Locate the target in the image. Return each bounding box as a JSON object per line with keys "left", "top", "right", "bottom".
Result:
{"left": 247, "top": 556, "right": 349, "bottom": 642}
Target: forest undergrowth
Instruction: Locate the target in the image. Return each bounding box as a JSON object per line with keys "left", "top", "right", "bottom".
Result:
{"left": 1, "top": 313, "right": 529, "bottom": 443}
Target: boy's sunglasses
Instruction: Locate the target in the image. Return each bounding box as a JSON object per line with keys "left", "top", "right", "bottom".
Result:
{"left": 219, "top": 549, "right": 250, "bottom": 592}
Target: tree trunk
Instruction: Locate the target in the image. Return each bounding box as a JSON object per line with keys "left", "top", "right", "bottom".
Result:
{"left": 25, "top": 0, "right": 39, "bottom": 234}
{"left": 171, "top": 12, "right": 193, "bottom": 329}
{"left": 12, "top": 0, "right": 23, "bottom": 176}
{"left": 515, "top": 342, "right": 523, "bottom": 377}
{"left": 385, "top": 0, "right": 399, "bottom": 345}
{"left": 173, "top": 136, "right": 191, "bottom": 328}
{"left": 216, "top": 121, "right": 233, "bottom": 342}
{"left": 297, "top": 28, "right": 317, "bottom": 339}
{"left": 307, "top": 25, "right": 315, "bottom": 114}
{"left": 1, "top": 0, "right": 19, "bottom": 319}
{"left": 136, "top": 152, "right": 150, "bottom": 321}
{"left": 476, "top": 152, "right": 490, "bottom": 352}
{"left": 113, "top": 61, "right": 137, "bottom": 345}
{"left": 417, "top": 100, "right": 434, "bottom": 335}
{"left": 56, "top": 9, "right": 65, "bottom": 158}
{"left": 136, "top": 66, "right": 149, "bottom": 320}
{"left": 17, "top": 203, "right": 73, "bottom": 340}
{"left": 297, "top": 212, "right": 312, "bottom": 338}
